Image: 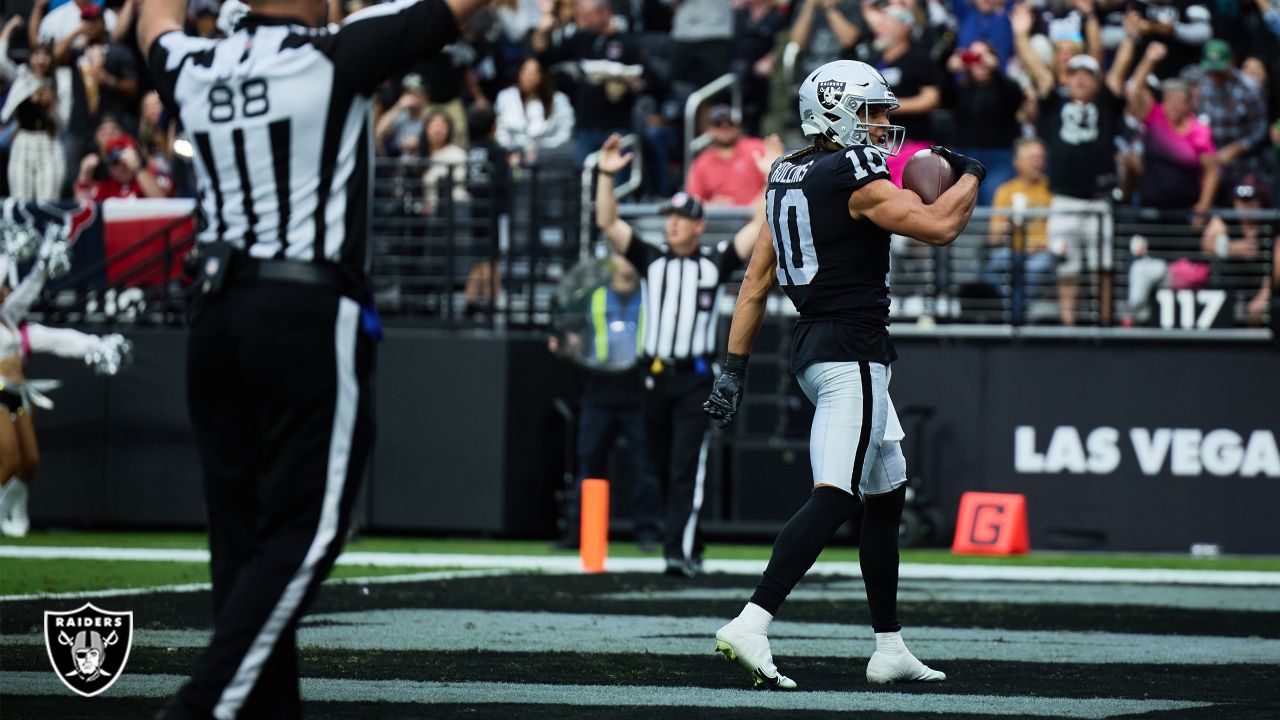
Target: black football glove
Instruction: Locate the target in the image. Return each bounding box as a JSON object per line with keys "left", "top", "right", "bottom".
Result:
{"left": 930, "top": 145, "right": 987, "bottom": 184}
{"left": 703, "top": 353, "right": 749, "bottom": 429}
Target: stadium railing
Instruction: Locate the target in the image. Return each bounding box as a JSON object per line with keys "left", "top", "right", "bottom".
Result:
{"left": 41, "top": 211, "right": 196, "bottom": 326}
{"left": 369, "top": 156, "right": 586, "bottom": 328}
{"left": 619, "top": 203, "right": 1276, "bottom": 335}
{"left": 21, "top": 172, "right": 1274, "bottom": 339}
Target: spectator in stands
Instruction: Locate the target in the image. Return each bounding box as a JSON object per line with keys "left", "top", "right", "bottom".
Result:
{"left": 138, "top": 91, "right": 170, "bottom": 165}
{"left": 1184, "top": 40, "right": 1268, "bottom": 205}
{"left": 684, "top": 105, "right": 766, "bottom": 207}
{"left": 91, "top": 114, "right": 123, "bottom": 155}
{"left": 1246, "top": 245, "right": 1278, "bottom": 326}
{"left": 733, "top": 0, "right": 787, "bottom": 136}
{"left": 193, "top": 6, "right": 220, "bottom": 38}
{"left": 54, "top": 0, "right": 140, "bottom": 190}
{"left": 393, "top": 30, "right": 489, "bottom": 148}
{"left": 948, "top": 38, "right": 1025, "bottom": 205}
{"left": 952, "top": 0, "right": 1013, "bottom": 66}
{"left": 1100, "top": 0, "right": 1210, "bottom": 80}
{"left": 1240, "top": 56, "right": 1277, "bottom": 121}
{"left": 984, "top": 137, "right": 1054, "bottom": 323}
{"left": 64, "top": 4, "right": 138, "bottom": 129}
{"left": 1017, "top": 2, "right": 1131, "bottom": 326}
{"left": 1201, "top": 174, "right": 1270, "bottom": 263}
{"left": 532, "top": 0, "right": 646, "bottom": 163}
{"left": 1012, "top": 3, "right": 1103, "bottom": 94}
{"left": 790, "top": 0, "right": 863, "bottom": 76}
{"left": 1126, "top": 42, "right": 1218, "bottom": 217}
{"left": 1, "top": 18, "right": 67, "bottom": 202}
{"left": 1198, "top": 175, "right": 1276, "bottom": 327}
{"left": 495, "top": 57, "right": 576, "bottom": 166}
{"left": 666, "top": 0, "right": 733, "bottom": 97}
{"left": 420, "top": 111, "right": 470, "bottom": 216}
{"left": 74, "top": 134, "right": 170, "bottom": 201}
{"left": 866, "top": 6, "right": 943, "bottom": 186}
{"left": 30, "top": 0, "right": 118, "bottom": 49}
{"left": 377, "top": 74, "right": 430, "bottom": 157}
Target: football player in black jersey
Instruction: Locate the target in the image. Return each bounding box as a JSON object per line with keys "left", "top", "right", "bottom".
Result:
{"left": 703, "top": 60, "right": 985, "bottom": 690}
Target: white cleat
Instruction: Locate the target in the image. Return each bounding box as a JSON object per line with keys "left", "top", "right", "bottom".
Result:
{"left": 866, "top": 648, "right": 946, "bottom": 684}
{"left": 714, "top": 620, "right": 797, "bottom": 690}
{"left": 1, "top": 479, "right": 29, "bottom": 538}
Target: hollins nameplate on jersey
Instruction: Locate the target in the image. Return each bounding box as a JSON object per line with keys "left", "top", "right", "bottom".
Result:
{"left": 770, "top": 160, "right": 813, "bottom": 184}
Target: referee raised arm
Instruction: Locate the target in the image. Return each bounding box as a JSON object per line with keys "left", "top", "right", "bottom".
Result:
{"left": 595, "top": 133, "right": 765, "bottom": 577}
{"left": 138, "top": 0, "right": 489, "bottom": 716}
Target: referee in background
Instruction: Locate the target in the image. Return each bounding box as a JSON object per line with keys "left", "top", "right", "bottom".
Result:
{"left": 595, "top": 134, "right": 766, "bottom": 577}
{"left": 138, "top": 0, "right": 488, "bottom": 716}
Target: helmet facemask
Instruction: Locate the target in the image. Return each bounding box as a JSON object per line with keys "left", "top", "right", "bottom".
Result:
{"left": 848, "top": 100, "right": 906, "bottom": 156}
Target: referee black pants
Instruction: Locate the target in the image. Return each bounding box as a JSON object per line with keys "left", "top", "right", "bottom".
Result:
{"left": 643, "top": 369, "right": 711, "bottom": 567}
{"left": 161, "top": 281, "right": 375, "bottom": 720}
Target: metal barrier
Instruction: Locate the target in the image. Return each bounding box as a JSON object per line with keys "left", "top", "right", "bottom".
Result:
{"left": 21, "top": 176, "right": 1274, "bottom": 339}
{"left": 614, "top": 202, "right": 1276, "bottom": 332}
{"left": 368, "top": 156, "right": 583, "bottom": 328}
{"left": 683, "top": 74, "right": 743, "bottom": 180}
{"left": 44, "top": 212, "right": 195, "bottom": 326}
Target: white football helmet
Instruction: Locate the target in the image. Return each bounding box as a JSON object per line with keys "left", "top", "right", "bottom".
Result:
{"left": 798, "top": 60, "right": 906, "bottom": 155}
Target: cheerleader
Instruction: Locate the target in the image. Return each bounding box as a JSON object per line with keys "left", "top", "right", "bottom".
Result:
{"left": 0, "top": 243, "right": 130, "bottom": 537}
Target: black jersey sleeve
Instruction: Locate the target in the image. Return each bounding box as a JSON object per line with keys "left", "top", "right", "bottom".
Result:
{"left": 324, "top": 0, "right": 460, "bottom": 95}
{"left": 623, "top": 226, "right": 661, "bottom": 270}
{"left": 831, "top": 144, "right": 892, "bottom": 194}
{"left": 148, "top": 31, "right": 219, "bottom": 113}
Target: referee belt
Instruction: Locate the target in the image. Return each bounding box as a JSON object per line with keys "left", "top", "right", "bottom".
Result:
{"left": 644, "top": 356, "right": 711, "bottom": 376}
{"left": 232, "top": 258, "right": 359, "bottom": 297}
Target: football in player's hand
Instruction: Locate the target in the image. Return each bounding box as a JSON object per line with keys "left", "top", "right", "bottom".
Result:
{"left": 902, "top": 148, "right": 957, "bottom": 204}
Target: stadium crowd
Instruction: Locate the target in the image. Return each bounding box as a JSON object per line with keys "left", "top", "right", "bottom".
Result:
{"left": 0, "top": 0, "right": 1276, "bottom": 324}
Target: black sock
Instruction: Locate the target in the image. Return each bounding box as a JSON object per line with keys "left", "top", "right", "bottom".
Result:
{"left": 750, "top": 486, "right": 858, "bottom": 615}
{"left": 860, "top": 484, "right": 906, "bottom": 634}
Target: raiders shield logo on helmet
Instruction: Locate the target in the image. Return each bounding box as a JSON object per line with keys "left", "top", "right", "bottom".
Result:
{"left": 44, "top": 603, "right": 133, "bottom": 697}
{"left": 817, "top": 79, "right": 846, "bottom": 110}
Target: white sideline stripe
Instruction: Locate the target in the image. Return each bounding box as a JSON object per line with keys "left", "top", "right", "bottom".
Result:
{"left": 0, "top": 569, "right": 515, "bottom": 602}
{"left": 8, "top": 609, "right": 1278, "bottom": 665}
{"left": 0, "top": 672, "right": 1213, "bottom": 719}
{"left": 3, "top": 545, "right": 1279, "bottom": 586}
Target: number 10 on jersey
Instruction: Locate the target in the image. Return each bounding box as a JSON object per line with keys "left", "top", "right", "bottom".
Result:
{"left": 768, "top": 188, "right": 818, "bottom": 287}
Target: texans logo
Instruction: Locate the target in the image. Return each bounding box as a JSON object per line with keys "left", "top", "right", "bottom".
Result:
{"left": 1, "top": 199, "right": 97, "bottom": 247}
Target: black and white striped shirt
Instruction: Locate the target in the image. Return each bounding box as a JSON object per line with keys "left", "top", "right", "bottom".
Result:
{"left": 147, "top": 0, "right": 459, "bottom": 280}
{"left": 624, "top": 230, "right": 743, "bottom": 362}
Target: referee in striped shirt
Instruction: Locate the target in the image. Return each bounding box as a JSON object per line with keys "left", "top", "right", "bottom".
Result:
{"left": 595, "top": 134, "right": 764, "bottom": 577}
{"left": 138, "top": 0, "right": 488, "bottom": 716}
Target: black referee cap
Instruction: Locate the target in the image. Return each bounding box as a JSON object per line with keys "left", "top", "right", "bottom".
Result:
{"left": 659, "top": 192, "right": 705, "bottom": 220}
